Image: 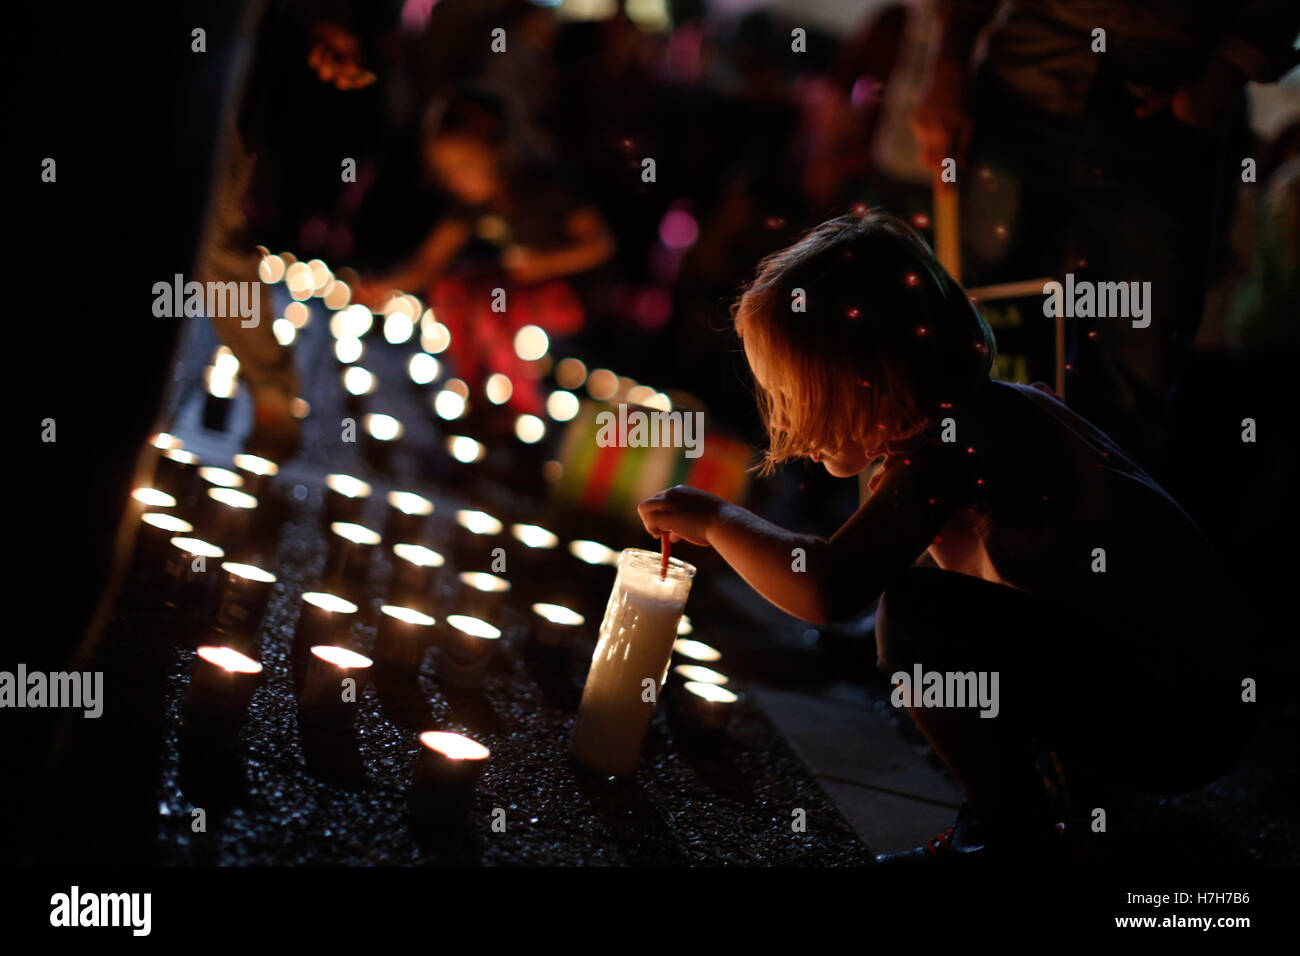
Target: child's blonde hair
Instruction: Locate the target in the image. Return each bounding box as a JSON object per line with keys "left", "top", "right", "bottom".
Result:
{"left": 734, "top": 211, "right": 996, "bottom": 475}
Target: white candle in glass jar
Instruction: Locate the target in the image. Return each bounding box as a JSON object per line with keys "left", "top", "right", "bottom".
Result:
{"left": 570, "top": 548, "right": 695, "bottom": 778}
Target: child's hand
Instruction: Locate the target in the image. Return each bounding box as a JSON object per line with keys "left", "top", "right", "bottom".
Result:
{"left": 637, "top": 485, "right": 724, "bottom": 547}
{"left": 351, "top": 278, "right": 389, "bottom": 309}
{"left": 503, "top": 246, "right": 553, "bottom": 285}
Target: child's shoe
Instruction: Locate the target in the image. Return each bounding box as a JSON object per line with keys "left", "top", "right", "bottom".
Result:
{"left": 873, "top": 803, "right": 1066, "bottom": 866}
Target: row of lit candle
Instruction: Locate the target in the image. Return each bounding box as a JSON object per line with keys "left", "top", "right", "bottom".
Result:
{"left": 183, "top": 636, "right": 490, "bottom": 825}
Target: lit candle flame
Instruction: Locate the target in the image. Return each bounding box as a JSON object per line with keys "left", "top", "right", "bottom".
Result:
{"left": 310, "top": 645, "right": 373, "bottom": 669}
{"left": 515, "top": 414, "right": 546, "bottom": 444}
{"left": 446, "top": 435, "right": 485, "bottom": 463}
{"left": 330, "top": 522, "right": 382, "bottom": 545}
{"left": 513, "top": 325, "right": 549, "bottom": 361}
{"left": 485, "top": 373, "right": 513, "bottom": 405}
{"left": 169, "top": 537, "right": 225, "bottom": 559}
{"left": 419, "top": 731, "right": 490, "bottom": 761}
{"left": 445, "top": 615, "right": 501, "bottom": 640}
{"left": 511, "top": 524, "right": 558, "bottom": 549}
{"left": 456, "top": 510, "right": 502, "bottom": 536}
{"left": 132, "top": 488, "right": 176, "bottom": 508}
{"left": 555, "top": 357, "right": 587, "bottom": 390}
{"left": 546, "top": 390, "right": 580, "bottom": 422}
{"left": 365, "top": 413, "right": 404, "bottom": 441}
{"left": 198, "top": 466, "right": 244, "bottom": 488}
{"left": 531, "top": 603, "right": 584, "bottom": 626}
{"left": 459, "top": 571, "right": 510, "bottom": 594}
{"left": 335, "top": 337, "right": 364, "bottom": 364}
{"left": 221, "top": 562, "right": 276, "bottom": 583}
{"left": 326, "top": 474, "right": 371, "bottom": 499}
{"left": 387, "top": 491, "right": 433, "bottom": 516}
{"left": 233, "top": 453, "right": 279, "bottom": 477}
{"left": 342, "top": 366, "right": 377, "bottom": 396}
{"left": 408, "top": 352, "right": 440, "bottom": 385}
{"left": 163, "top": 448, "right": 198, "bottom": 465}
{"left": 303, "top": 591, "right": 359, "bottom": 614}
{"left": 568, "top": 540, "right": 617, "bottom": 566}
{"left": 683, "top": 681, "right": 737, "bottom": 703}
{"left": 393, "top": 543, "right": 445, "bottom": 568}
{"left": 433, "top": 389, "right": 467, "bottom": 420}
{"left": 142, "top": 513, "right": 193, "bottom": 533}
{"left": 673, "top": 638, "right": 721, "bottom": 662}
{"left": 208, "top": 487, "right": 258, "bottom": 510}
{"left": 197, "top": 646, "right": 263, "bottom": 674}
{"left": 380, "top": 605, "right": 435, "bottom": 626}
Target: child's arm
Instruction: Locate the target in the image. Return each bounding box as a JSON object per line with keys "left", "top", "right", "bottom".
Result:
{"left": 638, "top": 458, "right": 956, "bottom": 624}
{"left": 358, "top": 218, "right": 470, "bottom": 302}
{"left": 503, "top": 207, "right": 615, "bottom": 284}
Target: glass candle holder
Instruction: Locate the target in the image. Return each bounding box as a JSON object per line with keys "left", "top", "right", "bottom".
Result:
{"left": 410, "top": 731, "right": 490, "bottom": 826}
{"left": 363, "top": 413, "right": 404, "bottom": 471}
{"left": 182, "top": 645, "right": 263, "bottom": 737}
{"left": 135, "top": 512, "right": 194, "bottom": 570}
{"left": 300, "top": 645, "right": 373, "bottom": 724}
{"left": 155, "top": 448, "right": 200, "bottom": 503}
{"left": 232, "top": 453, "right": 279, "bottom": 500}
{"left": 128, "top": 488, "right": 176, "bottom": 529}
{"left": 508, "top": 523, "right": 559, "bottom": 601}
{"left": 376, "top": 604, "right": 436, "bottom": 667}
{"left": 295, "top": 592, "right": 359, "bottom": 665}
{"left": 676, "top": 680, "right": 738, "bottom": 733}
{"left": 162, "top": 536, "right": 226, "bottom": 614}
{"left": 389, "top": 544, "right": 446, "bottom": 613}
{"left": 569, "top": 549, "right": 696, "bottom": 778}
{"left": 324, "top": 474, "right": 371, "bottom": 526}
{"left": 452, "top": 509, "right": 503, "bottom": 571}
{"left": 439, "top": 614, "right": 501, "bottom": 688}
{"left": 456, "top": 571, "right": 511, "bottom": 620}
{"left": 204, "top": 487, "right": 259, "bottom": 557}
{"left": 672, "top": 663, "right": 728, "bottom": 686}
{"left": 444, "top": 435, "right": 485, "bottom": 465}
{"left": 323, "top": 521, "right": 381, "bottom": 602}
{"left": 342, "top": 366, "right": 377, "bottom": 417}
{"left": 529, "top": 602, "right": 584, "bottom": 650}
{"left": 385, "top": 491, "right": 434, "bottom": 545}
{"left": 211, "top": 562, "right": 277, "bottom": 651}
{"left": 563, "top": 539, "right": 620, "bottom": 619}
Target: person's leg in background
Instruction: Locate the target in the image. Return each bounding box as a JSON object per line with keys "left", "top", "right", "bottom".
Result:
{"left": 960, "top": 71, "right": 1082, "bottom": 291}
{"left": 1064, "top": 71, "right": 1231, "bottom": 478}
{"left": 195, "top": 124, "right": 302, "bottom": 459}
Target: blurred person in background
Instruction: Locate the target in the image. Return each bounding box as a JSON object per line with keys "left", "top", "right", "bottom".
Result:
{"left": 354, "top": 87, "right": 614, "bottom": 411}
{"left": 196, "top": 0, "right": 392, "bottom": 459}
{"left": 912, "top": 0, "right": 1300, "bottom": 477}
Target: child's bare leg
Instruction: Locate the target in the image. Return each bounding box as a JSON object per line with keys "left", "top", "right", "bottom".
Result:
{"left": 900, "top": 701, "right": 1050, "bottom": 829}
{"left": 876, "top": 568, "right": 1059, "bottom": 834}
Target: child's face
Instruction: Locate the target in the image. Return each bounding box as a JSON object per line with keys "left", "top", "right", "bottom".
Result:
{"left": 743, "top": 333, "right": 872, "bottom": 478}
{"left": 811, "top": 444, "right": 872, "bottom": 478}
{"left": 427, "top": 135, "right": 501, "bottom": 205}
